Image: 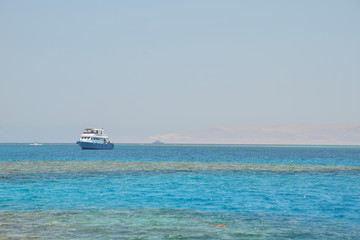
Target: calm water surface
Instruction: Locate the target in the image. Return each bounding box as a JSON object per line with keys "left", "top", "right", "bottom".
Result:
{"left": 0, "top": 144, "right": 359, "bottom": 239}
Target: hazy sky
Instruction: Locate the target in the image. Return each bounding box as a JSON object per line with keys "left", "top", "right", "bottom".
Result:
{"left": 1, "top": 0, "right": 359, "bottom": 143}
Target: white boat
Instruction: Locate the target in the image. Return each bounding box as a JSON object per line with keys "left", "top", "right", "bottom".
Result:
{"left": 30, "top": 142, "right": 42, "bottom": 145}
{"left": 76, "top": 128, "right": 114, "bottom": 150}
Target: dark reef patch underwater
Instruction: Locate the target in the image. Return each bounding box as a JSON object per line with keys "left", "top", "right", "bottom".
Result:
{"left": 1, "top": 208, "right": 357, "bottom": 239}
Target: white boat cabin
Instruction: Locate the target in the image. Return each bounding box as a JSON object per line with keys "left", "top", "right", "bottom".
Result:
{"left": 79, "top": 128, "right": 111, "bottom": 144}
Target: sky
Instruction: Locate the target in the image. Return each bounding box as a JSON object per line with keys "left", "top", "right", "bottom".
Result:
{"left": 1, "top": 0, "right": 360, "bottom": 144}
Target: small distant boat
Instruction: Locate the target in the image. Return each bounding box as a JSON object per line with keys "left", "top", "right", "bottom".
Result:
{"left": 152, "top": 140, "right": 164, "bottom": 144}
{"left": 76, "top": 128, "right": 114, "bottom": 150}
{"left": 30, "top": 142, "right": 42, "bottom": 145}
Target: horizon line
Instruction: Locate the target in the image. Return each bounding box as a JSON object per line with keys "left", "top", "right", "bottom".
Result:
{"left": 1, "top": 142, "right": 359, "bottom": 147}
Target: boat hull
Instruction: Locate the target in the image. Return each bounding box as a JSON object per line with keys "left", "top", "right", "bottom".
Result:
{"left": 76, "top": 141, "right": 114, "bottom": 150}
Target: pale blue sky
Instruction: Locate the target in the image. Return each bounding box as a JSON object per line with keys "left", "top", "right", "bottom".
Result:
{"left": 1, "top": 0, "right": 359, "bottom": 143}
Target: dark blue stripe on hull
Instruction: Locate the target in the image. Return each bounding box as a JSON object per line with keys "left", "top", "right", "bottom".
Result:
{"left": 76, "top": 141, "right": 114, "bottom": 150}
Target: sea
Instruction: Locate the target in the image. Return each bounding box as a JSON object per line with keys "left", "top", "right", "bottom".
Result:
{"left": 0, "top": 144, "right": 360, "bottom": 239}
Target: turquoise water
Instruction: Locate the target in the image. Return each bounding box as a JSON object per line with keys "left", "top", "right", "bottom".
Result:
{"left": 1, "top": 144, "right": 360, "bottom": 239}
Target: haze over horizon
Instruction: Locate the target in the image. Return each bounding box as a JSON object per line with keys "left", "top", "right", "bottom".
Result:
{"left": 1, "top": 1, "right": 359, "bottom": 144}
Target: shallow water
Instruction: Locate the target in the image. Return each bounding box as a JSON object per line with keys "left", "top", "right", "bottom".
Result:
{"left": 1, "top": 209, "right": 358, "bottom": 239}
{"left": 0, "top": 144, "right": 360, "bottom": 239}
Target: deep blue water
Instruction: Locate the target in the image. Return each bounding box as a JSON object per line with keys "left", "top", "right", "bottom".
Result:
{"left": 0, "top": 144, "right": 360, "bottom": 239}
{"left": 1, "top": 143, "right": 360, "bottom": 165}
